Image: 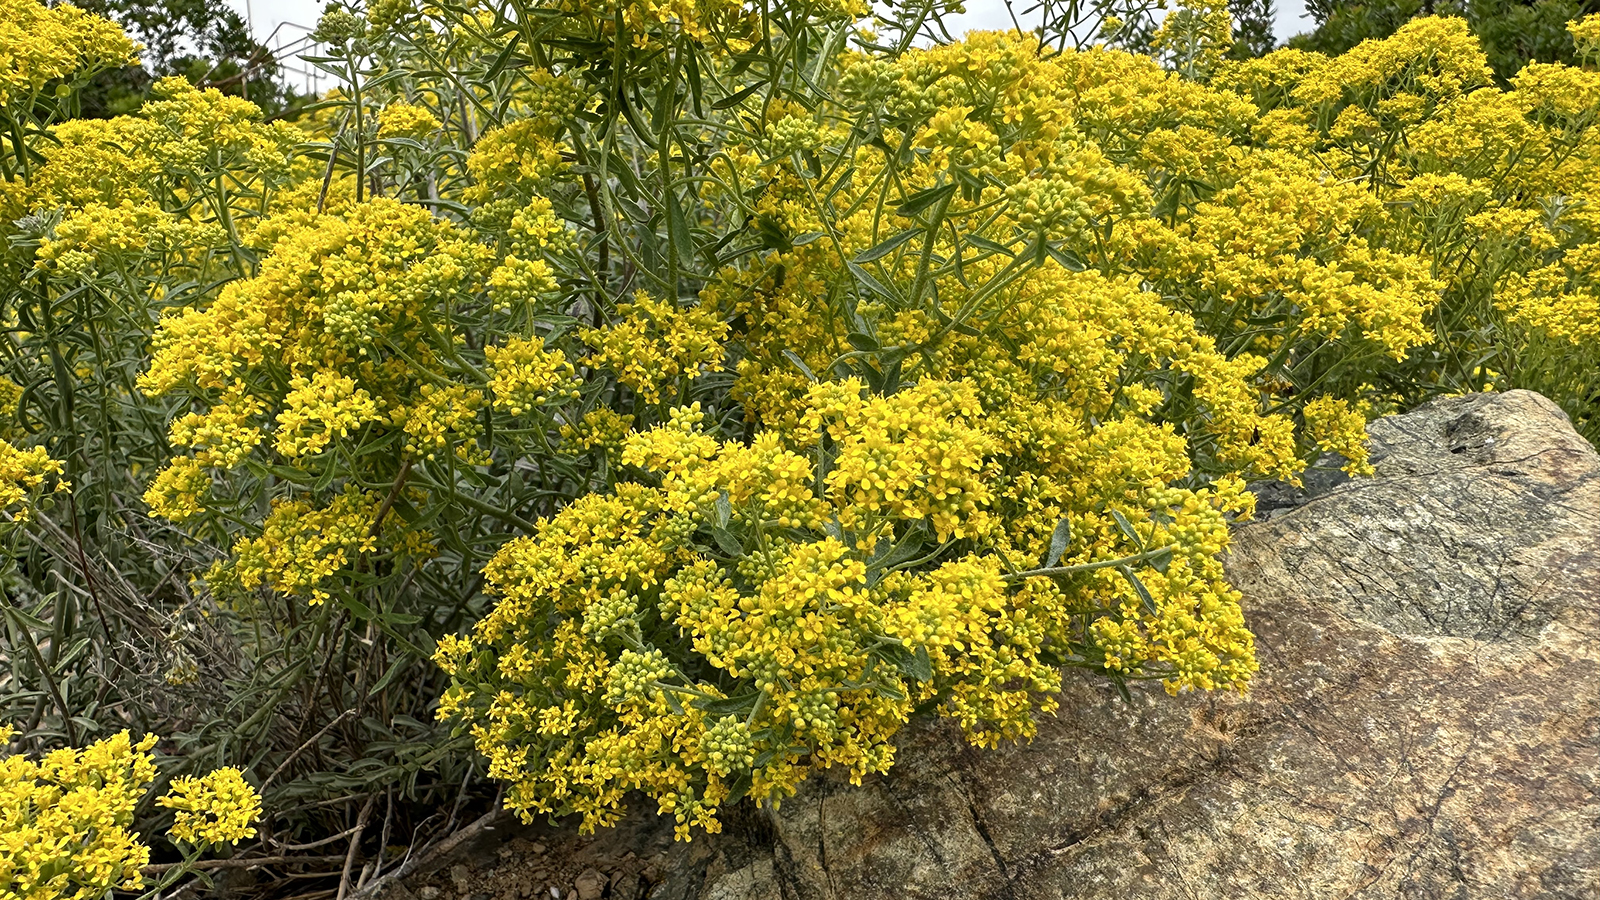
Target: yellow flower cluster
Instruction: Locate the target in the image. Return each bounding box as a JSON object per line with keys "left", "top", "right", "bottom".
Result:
{"left": 229, "top": 489, "right": 381, "bottom": 605}
{"left": 0, "top": 730, "right": 155, "bottom": 900}
{"left": 1286, "top": 15, "right": 1491, "bottom": 108}
{"left": 143, "top": 457, "right": 210, "bottom": 523}
{"left": 1138, "top": 157, "right": 1439, "bottom": 359}
{"left": 157, "top": 767, "right": 262, "bottom": 847}
{"left": 487, "top": 254, "right": 559, "bottom": 312}
{"left": 0, "top": 728, "right": 262, "bottom": 900}
{"left": 517, "top": 69, "right": 586, "bottom": 132}
{"left": 429, "top": 22, "right": 1511, "bottom": 837}
{"left": 486, "top": 337, "right": 579, "bottom": 415}
{"left": 582, "top": 295, "right": 729, "bottom": 405}
{"left": 394, "top": 383, "right": 484, "bottom": 461}
{"left": 619, "top": 405, "right": 822, "bottom": 526}
{"left": 559, "top": 408, "right": 635, "bottom": 461}
{"left": 378, "top": 100, "right": 440, "bottom": 139}
{"left": 168, "top": 383, "right": 266, "bottom": 468}
{"left": 1303, "top": 396, "right": 1374, "bottom": 476}
{"left": 1573, "top": 14, "right": 1600, "bottom": 60}
{"left": 803, "top": 379, "right": 997, "bottom": 540}
{"left": 139, "top": 200, "right": 484, "bottom": 398}
{"left": 0, "top": 0, "right": 136, "bottom": 109}
{"left": 275, "top": 372, "right": 384, "bottom": 458}
{"left": 464, "top": 120, "right": 568, "bottom": 203}
{"left": 7, "top": 78, "right": 303, "bottom": 222}
{"left": 34, "top": 201, "right": 219, "bottom": 277}
{"left": 1205, "top": 16, "right": 1600, "bottom": 432}
{"left": 138, "top": 200, "right": 501, "bottom": 601}
{"left": 1497, "top": 247, "right": 1600, "bottom": 344}
{"left": 0, "top": 441, "right": 62, "bottom": 520}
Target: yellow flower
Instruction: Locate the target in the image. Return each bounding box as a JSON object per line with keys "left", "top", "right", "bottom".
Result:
{"left": 275, "top": 372, "right": 383, "bottom": 458}
{"left": 1303, "top": 396, "right": 1374, "bottom": 476}
{"left": 144, "top": 457, "right": 210, "bottom": 523}
{"left": 1570, "top": 13, "right": 1600, "bottom": 59}
{"left": 487, "top": 255, "right": 559, "bottom": 311}
{"left": 377, "top": 100, "right": 440, "bottom": 139}
{"left": 582, "top": 294, "right": 728, "bottom": 405}
{"left": 158, "top": 768, "right": 262, "bottom": 847}
{"left": 169, "top": 382, "right": 265, "bottom": 468}
{"left": 0, "top": 440, "right": 64, "bottom": 521}
{"left": 464, "top": 119, "right": 569, "bottom": 202}
{"left": 229, "top": 488, "right": 381, "bottom": 604}
{"left": 394, "top": 383, "right": 486, "bottom": 460}
{"left": 486, "top": 336, "right": 578, "bottom": 415}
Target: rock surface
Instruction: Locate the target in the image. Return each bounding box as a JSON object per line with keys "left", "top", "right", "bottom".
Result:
{"left": 384, "top": 390, "right": 1600, "bottom": 900}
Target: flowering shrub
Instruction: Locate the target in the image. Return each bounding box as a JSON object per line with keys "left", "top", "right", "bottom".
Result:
{"left": 1, "top": 0, "right": 1598, "bottom": 871}
{"left": 427, "top": 8, "right": 1600, "bottom": 835}
{"left": 438, "top": 382, "right": 1256, "bottom": 836}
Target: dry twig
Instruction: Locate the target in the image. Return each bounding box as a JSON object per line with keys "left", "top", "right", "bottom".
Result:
{"left": 337, "top": 796, "right": 378, "bottom": 900}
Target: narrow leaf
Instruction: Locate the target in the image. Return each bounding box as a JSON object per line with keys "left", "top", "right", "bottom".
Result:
{"left": 966, "top": 234, "right": 1018, "bottom": 258}
{"left": 1045, "top": 517, "right": 1072, "bottom": 568}
{"left": 895, "top": 182, "right": 957, "bottom": 218}
{"left": 662, "top": 688, "right": 685, "bottom": 715}
{"left": 694, "top": 692, "right": 759, "bottom": 717}
{"left": 782, "top": 350, "right": 818, "bottom": 382}
{"left": 707, "top": 525, "right": 744, "bottom": 557}
{"left": 1109, "top": 509, "right": 1144, "bottom": 549}
{"left": 713, "top": 82, "right": 765, "bottom": 109}
{"left": 1045, "top": 244, "right": 1087, "bottom": 271}
{"left": 846, "top": 332, "right": 880, "bottom": 352}
{"left": 666, "top": 191, "right": 695, "bottom": 269}
{"left": 483, "top": 33, "right": 523, "bottom": 81}
{"left": 684, "top": 44, "right": 704, "bottom": 116}
{"left": 846, "top": 261, "right": 899, "bottom": 302}
{"left": 854, "top": 228, "right": 920, "bottom": 262}
{"left": 1118, "top": 564, "right": 1160, "bottom": 617}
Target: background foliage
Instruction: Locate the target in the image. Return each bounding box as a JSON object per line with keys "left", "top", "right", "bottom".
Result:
{"left": 75, "top": 0, "right": 299, "bottom": 116}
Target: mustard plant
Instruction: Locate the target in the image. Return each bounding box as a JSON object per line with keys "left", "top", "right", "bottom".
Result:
{"left": 1, "top": 0, "right": 1598, "bottom": 868}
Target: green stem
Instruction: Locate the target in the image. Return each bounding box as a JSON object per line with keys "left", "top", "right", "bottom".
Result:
{"left": 1001, "top": 545, "right": 1178, "bottom": 583}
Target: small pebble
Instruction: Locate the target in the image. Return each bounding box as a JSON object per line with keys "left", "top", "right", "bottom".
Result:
{"left": 419, "top": 888, "right": 441, "bottom": 900}
{"left": 573, "top": 870, "right": 605, "bottom": 900}
{"left": 607, "top": 874, "right": 635, "bottom": 900}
